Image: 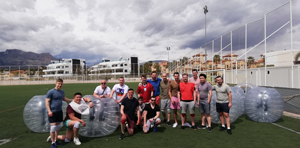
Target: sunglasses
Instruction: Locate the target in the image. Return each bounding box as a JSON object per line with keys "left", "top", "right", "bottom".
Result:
{"left": 101, "top": 83, "right": 106, "bottom": 84}
{"left": 151, "top": 100, "right": 156, "bottom": 101}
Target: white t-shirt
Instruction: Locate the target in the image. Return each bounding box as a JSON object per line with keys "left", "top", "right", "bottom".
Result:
{"left": 94, "top": 86, "right": 111, "bottom": 96}
{"left": 112, "top": 84, "right": 129, "bottom": 101}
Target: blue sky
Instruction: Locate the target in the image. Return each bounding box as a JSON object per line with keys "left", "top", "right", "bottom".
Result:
{"left": 0, "top": 0, "right": 299, "bottom": 65}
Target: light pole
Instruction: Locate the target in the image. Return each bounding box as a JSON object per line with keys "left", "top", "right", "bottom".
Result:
{"left": 204, "top": 5, "right": 208, "bottom": 74}
{"left": 167, "top": 47, "right": 171, "bottom": 74}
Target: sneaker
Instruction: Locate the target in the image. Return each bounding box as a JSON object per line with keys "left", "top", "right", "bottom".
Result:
{"left": 73, "top": 138, "right": 81, "bottom": 145}
{"left": 119, "top": 133, "right": 125, "bottom": 140}
{"left": 54, "top": 141, "right": 62, "bottom": 146}
{"left": 163, "top": 119, "right": 167, "bottom": 124}
{"left": 219, "top": 126, "right": 226, "bottom": 131}
{"left": 153, "top": 127, "right": 158, "bottom": 132}
{"left": 191, "top": 126, "right": 197, "bottom": 130}
{"left": 166, "top": 121, "right": 171, "bottom": 126}
{"left": 180, "top": 126, "right": 185, "bottom": 130}
{"left": 227, "top": 129, "right": 232, "bottom": 135}
{"left": 197, "top": 125, "right": 206, "bottom": 129}
{"left": 207, "top": 127, "right": 212, "bottom": 133}
{"left": 46, "top": 136, "right": 51, "bottom": 142}
{"left": 51, "top": 143, "right": 57, "bottom": 148}
{"left": 184, "top": 123, "right": 191, "bottom": 127}
{"left": 172, "top": 123, "right": 178, "bottom": 128}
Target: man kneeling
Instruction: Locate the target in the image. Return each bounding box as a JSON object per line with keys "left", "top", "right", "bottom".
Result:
{"left": 49, "top": 92, "right": 93, "bottom": 145}
{"left": 143, "top": 96, "right": 161, "bottom": 133}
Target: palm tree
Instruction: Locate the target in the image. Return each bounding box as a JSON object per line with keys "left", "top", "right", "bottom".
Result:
{"left": 213, "top": 55, "right": 221, "bottom": 63}
{"left": 247, "top": 56, "right": 255, "bottom": 67}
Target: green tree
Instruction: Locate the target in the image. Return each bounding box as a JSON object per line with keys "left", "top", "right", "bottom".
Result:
{"left": 154, "top": 63, "right": 161, "bottom": 73}
{"left": 213, "top": 55, "right": 221, "bottom": 63}
{"left": 247, "top": 56, "right": 255, "bottom": 66}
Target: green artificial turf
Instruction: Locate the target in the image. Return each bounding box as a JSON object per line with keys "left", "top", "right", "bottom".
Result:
{"left": 0, "top": 82, "right": 299, "bottom": 148}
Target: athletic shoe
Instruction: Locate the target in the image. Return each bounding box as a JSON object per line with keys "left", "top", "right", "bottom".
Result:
{"left": 153, "top": 127, "right": 158, "bottom": 132}
{"left": 166, "top": 121, "right": 171, "bottom": 126}
{"left": 219, "top": 126, "right": 226, "bottom": 131}
{"left": 51, "top": 143, "right": 57, "bottom": 148}
{"left": 46, "top": 136, "right": 51, "bottom": 142}
{"left": 180, "top": 126, "right": 185, "bottom": 130}
{"left": 207, "top": 127, "right": 212, "bottom": 133}
{"left": 119, "top": 134, "right": 125, "bottom": 140}
{"left": 197, "top": 125, "right": 206, "bottom": 129}
{"left": 227, "top": 129, "right": 232, "bottom": 135}
{"left": 173, "top": 123, "right": 178, "bottom": 128}
{"left": 163, "top": 119, "right": 167, "bottom": 124}
{"left": 54, "top": 141, "right": 62, "bottom": 146}
{"left": 191, "top": 126, "right": 197, "bottom": 130}
{"left": 73, "top": 138, "right": 81, "bottom": 145}
{"left": 184, "top": 123, "right": 192, "bottom": 127}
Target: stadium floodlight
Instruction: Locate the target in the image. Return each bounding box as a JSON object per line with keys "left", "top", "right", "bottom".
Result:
{"left": 204, "top": 5, "right": 208, "bottom": 74}
{"left": 167, "top": 47, "right": 171, "bottom": 74}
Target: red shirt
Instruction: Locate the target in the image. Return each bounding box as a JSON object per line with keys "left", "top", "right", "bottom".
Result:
{"left": 63, "top": 105, "right": 81, "bottom": 122}
{"left": 137, "top": 83, "right": 155, "bottom": 103}
{"left": 178, "top": 82, "right": 195, "bottom": 101}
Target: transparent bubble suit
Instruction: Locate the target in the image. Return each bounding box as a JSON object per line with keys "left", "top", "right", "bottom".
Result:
{"left": 210, "top": 87, "right": 241, "bottom": 124}
{"left": 235, "top": 83, "right": 256, "bottom": 93}
{"left": 23, "top": 95, "right": 67, "bottom": 133}
{"left": 245, "top": 87, "right": 284, "bottom": 123}
{"left": 79, "top": 95, "right": 121, "bottom": 137}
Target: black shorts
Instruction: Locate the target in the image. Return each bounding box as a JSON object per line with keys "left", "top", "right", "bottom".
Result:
{"left": 216, "top": 103, "right": 230, "bottom": 113}
{"left": 48, "top": 110, "right": 63, "bottom": 123}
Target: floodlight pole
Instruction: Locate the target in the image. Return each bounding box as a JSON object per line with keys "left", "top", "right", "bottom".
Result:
{"left": 167, "top": 47, "right": 171, "bottom": 75}
{"left": 204, "top": 5, "right": 208, "bottom": 75}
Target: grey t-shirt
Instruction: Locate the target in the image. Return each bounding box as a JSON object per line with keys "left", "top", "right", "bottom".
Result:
{"left": 212, "top": 83, "right": 231, "bottom": 103}
{"left": 46, "top": 88, "right": 65, "bottom": 113}
{"left": 198, "top": 81, "right": 212, "bottom": 101}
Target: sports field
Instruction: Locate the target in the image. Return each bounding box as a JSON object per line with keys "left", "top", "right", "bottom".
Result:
{"left": 0, "top": 82, "right": 299, "bottom": 148}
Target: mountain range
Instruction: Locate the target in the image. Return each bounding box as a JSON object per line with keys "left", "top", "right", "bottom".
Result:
{"left": 0, "top": 49, "right": 56, "bottom": 66}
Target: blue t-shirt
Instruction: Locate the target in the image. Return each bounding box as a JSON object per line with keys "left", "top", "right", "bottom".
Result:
{"left": 46, "top": 88, "right": 65, "bottom": 113}
{"left": 147, "top": 77, "right": 162, "bottom": 96}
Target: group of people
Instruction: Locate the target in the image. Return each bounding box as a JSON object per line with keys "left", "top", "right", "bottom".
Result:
{"left": 45, "top": 70, "right": 233, "bottom": 148}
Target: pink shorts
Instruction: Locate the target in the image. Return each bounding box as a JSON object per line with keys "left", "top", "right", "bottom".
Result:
{"left": 170, "top": 97, "right": 180, "bottom": 109}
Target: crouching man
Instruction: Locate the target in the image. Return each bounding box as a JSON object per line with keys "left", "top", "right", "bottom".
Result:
{"left": 48, "top": 92, "right": 93, "bottom": 146}
{"left": 143, "top": 96, "right": 161, "bottom": 133}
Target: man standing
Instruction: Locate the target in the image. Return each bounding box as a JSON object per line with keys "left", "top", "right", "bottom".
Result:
{"left": 178, "top": 73, "right": 197, "bottom": 130}
{"left": 120, "top": 89, "right": 140, "bottom": 140}
{"left": 110, "top": 77, "right": 129, "bottom": 104}
{"left": 169, "top": 72, "right": 181, "bottom": 128}
{"left": 45, "top": 79, "right": 73, "bottom": 148}
{"left": 137, "top": 74, "right": 154, "bottom": 103}
{"left": 197, "top": 74, "right": 213, "bottom": 132}
{"left": 143, "top": 96, "right": 161, "bottom": 133}
{"left": 147, "top": 71, "right": 162, "bottom": 105}
{"left": 213, "top": 76, "right": 232, "bottom": 135}
{"left": 189, "top": 69, "right": 201, "bottom": 93}
{"left": 160, "top": 73, "right": 171, "bottom": 125}
{"left": 93, "top": 80, "right": 111, "bottom": 98}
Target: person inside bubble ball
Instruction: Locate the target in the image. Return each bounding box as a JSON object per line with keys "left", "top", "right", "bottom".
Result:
{"left": 47, "top": 92, "right": 93, "bottom": 145}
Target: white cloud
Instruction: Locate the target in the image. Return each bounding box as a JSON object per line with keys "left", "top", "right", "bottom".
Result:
{"left": 0, "top": 0, "right": 299, "bottom": 65}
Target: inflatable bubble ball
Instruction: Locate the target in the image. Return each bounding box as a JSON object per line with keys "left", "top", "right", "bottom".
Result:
{"left": 210, "top": 87, "right": 241, "bottom": 124}
{"left": 235, "top": 83, "right": 256, "bottom": 93}
{"left": 245, "top": 87, "right": 284, "bottom": 123}
{"left": 23, "top": 95, "right": 67, "bottom": 133}
{"left": 79, "top": 95, "right": 121, "bottom": 137}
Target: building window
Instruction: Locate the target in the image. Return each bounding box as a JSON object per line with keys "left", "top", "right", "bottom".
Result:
{"left": 124, "top": 64, "right": 127, "bottom": 66}
{"left": 65, "top": 66, "right": 69, "bottom": 68}
{"left": 56, "top": 66, "right": 60, "bottom": 68}
{"left": 65, "top": 71, "right": 69, "bottom": 74}
{"left": 125, "top": 70, "right": 128, "bottom": 72}
{"left": 120, "top": 64, "right": 123, "bottom": 67}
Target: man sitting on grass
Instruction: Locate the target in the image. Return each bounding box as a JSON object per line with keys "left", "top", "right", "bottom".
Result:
{"left": 143, "top": 96, "right": 161, "bottom": 133}
{"left": 47, "top": 92, "right": 93, "bottom": 145}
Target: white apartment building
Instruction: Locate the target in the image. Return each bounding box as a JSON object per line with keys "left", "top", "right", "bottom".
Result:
{"left": 43, "top": 59, "right": 86, "bottom": 77}
{"left": 89, "top": 57, "right": 139, "bottom": 76}
{"left": 264, "top": 50, "right": 300, "bottom": 67}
